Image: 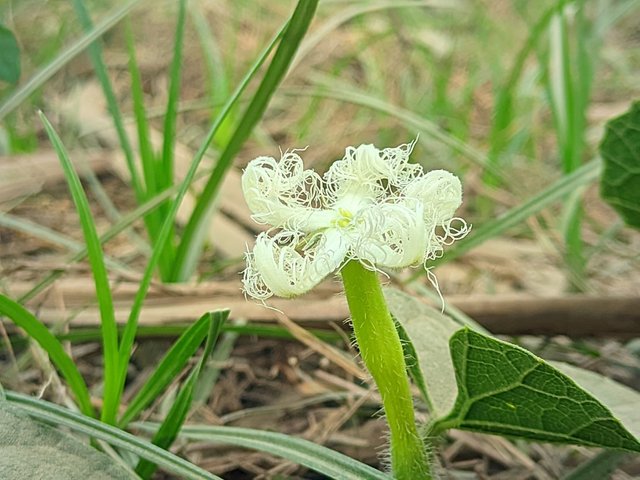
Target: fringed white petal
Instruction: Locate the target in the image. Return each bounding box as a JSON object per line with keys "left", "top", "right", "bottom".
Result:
{"left": 403, "top": 169, "right": 463, "bottom": 224}
{"left": 242, "top": 153, "right": 332, "bottom": 232}
{"left": 351, "top": 200, "right": 428, "bottom": 269}
{"left": 378, "top": 140, "right": 423, "bottom": 189}
{"left": 324, "top": 141, "right": 424, "bottom": 207}
{"left": 242, "top": 229, "right": 349, "bottom": 299}
{"left": 401, "top": 169, "right": 469, "bottom": 261}
{"left": 324, "top": 144, "right": 385, "bottom": 206}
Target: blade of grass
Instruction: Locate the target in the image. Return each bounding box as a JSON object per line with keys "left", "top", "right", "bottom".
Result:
{"left": 114, "top": 17, "right": 291, "bottom": 420}
{"left": 189, "top": 1, "right": 235, "bottom": 146}
{"left": 119, "top": 310, "right": 229, "bottom": 428}
{"left": 171, "top": 0, "right": 320, "bottom": 282}
{"left": 5, "top": 391, "right": 222, "bottom": 480}
{"left": 81, "top": 162, "right": 151, "bottom": 256}
{"left": 0, "top": 295, "right": 93, "bottom": 417}
{"left": 125, "top": 19, "right": 163, "bottom": 255}
{"left": 126, "top": 20, "right": 155, "bottom": 195}
{"left": 153, "top": 0, "right": 188, "bottom": 280}
{"left": 546, "top": 1, "right": 598, "bottom": 289}
{"left": 1, "top": 324, "right": 341, "bottom": 351}
{"left": 160, "top": 0, "right": 187, "bottom": 187}
{"left": 562, "top": 450, "right": 629, "bottom": 480}
{"left": 486, "top": 4, "right": 557, "bottom": 184}
{"left": 71, "top": 0, "right": 142, "bottom": 199}
{"left": 0, "top": 0, "right": 144, "bottom": 121}
{"left": 193, "top": 318, "right": 244, "bottom": 408}
{"left": 134, "top": 423, "right": 391, "bottom": 480}
{"left": 189, "top": 2, "right": 229, "bottom": 106}
{"left": 39, "top": 112, "right": 119, "bottom": 425}
{"left": 135, "top": 310, "right": 227, "bottom": 479}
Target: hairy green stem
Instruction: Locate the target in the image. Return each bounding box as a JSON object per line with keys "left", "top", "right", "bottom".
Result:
{"left": 341, "top": 260, "right": 432, "bottom": 480}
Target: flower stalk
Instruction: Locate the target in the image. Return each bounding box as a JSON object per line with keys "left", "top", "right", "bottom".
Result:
{"left": 341, "top": 260, "right": 432, "bottom": 480}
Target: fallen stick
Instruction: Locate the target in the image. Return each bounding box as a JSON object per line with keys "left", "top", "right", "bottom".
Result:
{"left": 6, "top": 280, "right": 640, "bottom": 337}
{"left": 452, "top": 294, "right": 640, "bottom": 338}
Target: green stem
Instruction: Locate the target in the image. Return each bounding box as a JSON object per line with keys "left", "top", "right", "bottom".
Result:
{"left": 341, "top": 260, "right": 432, "bottom": 480}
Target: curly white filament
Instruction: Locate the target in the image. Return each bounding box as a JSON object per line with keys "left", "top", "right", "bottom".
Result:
{"left": 241, "top": 142, "right": 469, "bottom": 300}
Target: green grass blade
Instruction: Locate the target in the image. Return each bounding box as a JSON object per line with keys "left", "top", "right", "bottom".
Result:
{"left": 125, "top": 19, "right": 156, "bottom": 197}
{"left": 548, "top": 4, "right": 577, "bottom": 173}
{"left": 119, "top": 310, "right": 228, "bottom": 428}
{"left": 134, "top": 423, "right": 391, "bottom": 480}
{"left": 160, "top": 0, "right": 187, "bottom": 186}
{"left": 135, "top": 375, "right": 198, "bottom": 479}
{"left": 153, "top": 0, "right": 188, "bottom": 281}
{"left": 5, "top": 391, "right": 221, "bottom": 480}
{"left": 189, "top": 2, "right": 235, "bottom": 146}
{"left": 0, "top": 0, "right": 143, "bottom": 121}
{"left": 562, "top": 450, "right": 628, "bottom": 480}
{"left": 1, "top": 324, "right": 341, "bottom": 351}
{"left": 193, "top": 319, "right": 243, "bottom": 408}
{"left": 135, "top": 310, "right": 227, "bottom": 478}
{"left": 0, "top": 295, "right": 93, "bottom": 417}
{"left": 71, "top": 0, "right": 143, "bottom": 201}
{"left": 114, "top": 17, "right": 291, "bottom": 414}
{"left": 546, "top": 2, "right": 600, "bottom": 288}
{"left": 486, "top": 4, "right": 556, "bottom": 184}
{"left": 39, "top": 112, "right": 120, "bottom": 425}
{"left": 125, "top": 17, "right": 172, "bottom": 278}
{"left": 171, "top": 0, "right": 319, "bottom": 282}
{"left": 189, "top": 3, "right": 229, "bottom": 106}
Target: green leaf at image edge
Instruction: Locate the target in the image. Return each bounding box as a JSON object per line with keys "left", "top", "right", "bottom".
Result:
{"left": 599, "top": 101, "right": 640, "bottom": 229}
{"left": 5, "top": 392, "right": 221, "bottom": 480}
{"left": 0, "top": 24, "right": 20, "bottom": 85}
{"left": 433, "top": 329, "right": 640, "bottom": 452}
{"left": 0, "top": 400, "right": 131, "bottom": 479}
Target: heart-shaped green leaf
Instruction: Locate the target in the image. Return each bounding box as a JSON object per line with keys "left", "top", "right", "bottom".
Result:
{"left": 434, "top": 329, "right": 640, "bottom": 451}
{"left": 599, "top": 101, "right": 640, "bottom": 229}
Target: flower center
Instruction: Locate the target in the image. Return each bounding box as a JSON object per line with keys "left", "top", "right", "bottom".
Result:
{"left": 335, "top": 208, "right": 354, "bottom": 229}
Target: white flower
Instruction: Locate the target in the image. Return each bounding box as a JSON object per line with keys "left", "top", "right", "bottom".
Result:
{"left": 241, "top": 141, "right": 469, "bottom": 300}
